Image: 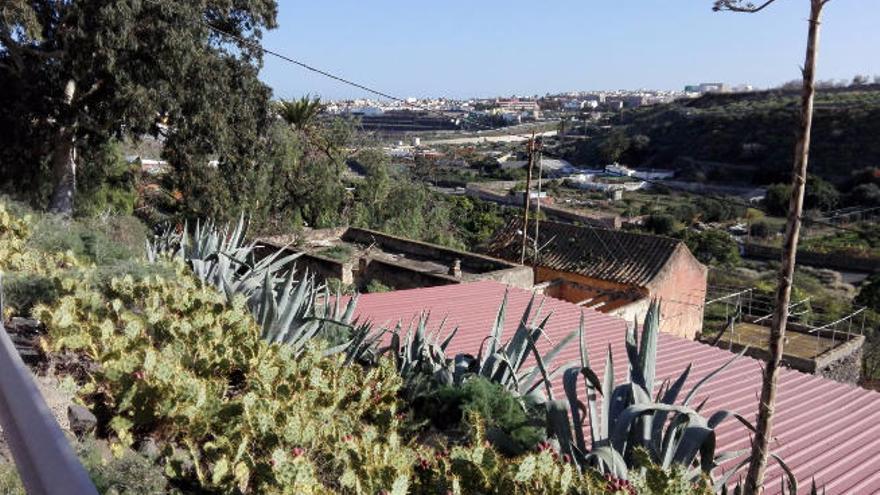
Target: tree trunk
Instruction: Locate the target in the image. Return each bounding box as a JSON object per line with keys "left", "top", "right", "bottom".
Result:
{"left": 743, "top": 1, "right": 825, "bottom": 493}
{"left": 49, "top": 79, "right": 77, "bottom": 215}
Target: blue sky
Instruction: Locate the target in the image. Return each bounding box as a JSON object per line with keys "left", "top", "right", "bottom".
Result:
{"left": 260, "top": 1, "right": 880, "bottom": 100}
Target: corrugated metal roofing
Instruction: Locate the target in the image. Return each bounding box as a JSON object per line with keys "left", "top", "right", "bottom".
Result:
{"left": 354, "top": 280, "right": 880, "bottom": 495}
{"left": 485, "top": 218, "right": 684, "bottom": 287}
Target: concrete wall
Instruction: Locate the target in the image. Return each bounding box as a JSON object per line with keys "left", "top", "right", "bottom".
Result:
{"left": 644, "top": 244, "right": 708, "bottom": 340}
{"left": 342, "top": 227, "right": 532, "bottom": 289}
{"left": 467, "top": 266, "right": 534, "bottom": 289}
{"left": 255, "top": 245, "right": 354, "bottom": 285}
{"left": 295, "top": 253, "right": 353, "bottom": 285}
{"left": 260, "top": 228, "right": 533, "bottom": 291}
{"left": 359, "top": 258, "right": 459, "bottom": 291}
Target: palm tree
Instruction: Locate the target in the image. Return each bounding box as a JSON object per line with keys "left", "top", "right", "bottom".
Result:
{"left": 277, "top": 96, "right": 325, "bottom": 131}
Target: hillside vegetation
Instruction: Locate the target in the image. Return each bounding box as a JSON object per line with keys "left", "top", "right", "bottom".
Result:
{"left": 566, "top": 85, "right": 880, "bottom": 184}
{"left": 1, "top": 200, "right": 798, "bottom": 494}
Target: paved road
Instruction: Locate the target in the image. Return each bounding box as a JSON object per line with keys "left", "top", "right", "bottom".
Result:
{"left": 424, "top": 130, "right": 557, "bottom": 146}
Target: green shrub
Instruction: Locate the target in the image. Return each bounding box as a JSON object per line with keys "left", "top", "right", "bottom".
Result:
{"left": 643, "top": 213, "right": 678, "bottom": 236}
{"left": 27, "top": 214, "right": 148, "bottom": 266}
{"left": 682, "top": 229, "right": 740, "bottom": 265}
{"left": 419, "top": 377, "right": 544, "bottom": 455}
{"left": 77, "top": 440, "right": 168, "bottom": 495}
{"left": 326, "top": 277, "right": 355, "bottom": 295}
{"left": 0, "top": 464, "right": 25, "bottom": 495}
{"left": 317, "top": 245, "right": 354, "bottom": 261}
{"left": 1, "top": 272, "right": 59, "bottom": 316}
{"left": 365, "top": 279, "right": 393, "bottom": 293}
{"left": 75, "top": 140, "right": 139, "bottom": 217}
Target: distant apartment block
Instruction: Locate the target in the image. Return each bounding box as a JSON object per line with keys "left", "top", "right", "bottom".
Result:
{"left": 684, "top": 82, "right": 730, "bottom": 94}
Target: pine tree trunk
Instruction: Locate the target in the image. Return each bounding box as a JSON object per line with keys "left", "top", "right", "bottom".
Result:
{"left": 743, "top": 1, "right": 825, "bottom": 493}
{"left": 49, "top": 79, "right": 77, "bottom": 215}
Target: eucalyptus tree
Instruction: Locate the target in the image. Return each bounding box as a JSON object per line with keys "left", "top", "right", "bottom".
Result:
{"left": 713, "top": 1, "right": 832, "bottom": 493}
{"left": 0, "top": 0, "right": 278, "bottom": 214}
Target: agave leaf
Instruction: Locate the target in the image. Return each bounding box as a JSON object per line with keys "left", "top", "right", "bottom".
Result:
{"left": 600, "top": 345, "right": 614, "bottom": 442}
{"left": 563, "top": 368, "right": 588, "bottom": 453}
{"left": 522, "top": 324, "right": 556, "bottom": 401}
{"left": 486, "top": 289, "right": 509, "bottom": 361}
{"left": 610, "top": 403, "right": 699, "bottom": 456}
{"left": 683, "top": 348, "right": 746, "bottom": 407}
{"left": 440, "top": 326, "right": 459, "bottom": 351}
{"left": 546, "top": 400, "right": 576, "bottom": 458}
{"left": 505, "top": 295, "right": 540, "bottom": 374}
{"left": 713, "top": 457, "right": 751, "bottom": 494}
{"left": 671, "top": 422, "right": 715, "bottom": 473}
{"left": 651, "top": 363, "right": 692, "bottom": 453}
{"left": 585, "top": 446, "right": 629, "bottom": 480}
{"left": 638, "top": 301, "right": 660, "bottom": 395}
{"left": 770, "top": 453, "right": 798, "bottom": 495}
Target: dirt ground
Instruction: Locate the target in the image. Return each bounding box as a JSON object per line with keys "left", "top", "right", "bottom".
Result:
{"left": 0, "top": 372, "right": 76, "bottom": 465}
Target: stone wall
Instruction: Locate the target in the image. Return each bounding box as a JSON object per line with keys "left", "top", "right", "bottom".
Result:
{"left": 817, "top": 345, "right": 862, "bottom": 385}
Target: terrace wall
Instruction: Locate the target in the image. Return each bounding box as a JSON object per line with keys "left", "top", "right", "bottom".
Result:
{"left": 743, "top": 243, "right": 880, "bottom": 273}
{"left": 464, "top": 185, "right": 621, "bottom": 229}
{"left": 724, "top": 317, "right": 864, "bottom": 383}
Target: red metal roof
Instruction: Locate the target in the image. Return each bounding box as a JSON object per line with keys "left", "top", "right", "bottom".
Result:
{"left": 354, "top": 280, "right": 880, "bottom": 495}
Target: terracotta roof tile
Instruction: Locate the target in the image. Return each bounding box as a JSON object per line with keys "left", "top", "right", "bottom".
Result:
{"left": 485, "top": 218, "right": 685, "bottom": 287}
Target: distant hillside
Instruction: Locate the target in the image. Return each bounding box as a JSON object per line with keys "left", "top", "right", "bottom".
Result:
{"left": 563, "top": 85, "right": 880, "bottom": 185}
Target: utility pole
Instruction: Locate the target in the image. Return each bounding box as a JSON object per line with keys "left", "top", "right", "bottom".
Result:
{"left": 520, "top": 134, "right": 536, "bottom": 264}
{"left": 533, "top": 138, "right": 544, "bottom": 263}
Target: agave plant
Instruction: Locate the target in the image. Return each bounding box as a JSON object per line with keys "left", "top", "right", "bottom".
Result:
{"left": 183, "top": 216, "right": 303, "bottom": 303}
{"left": 145, "top": 223, "right": 183, "bottom": 263}
{"left": 386, "top": 313, "right": 457, "bottom": 379}
{"left": 386, "top": 290, "right": 576, "bottom": 407}
{"left": 146, "top": 215, "right": 384, "bottom": 361}
{"left": 546, "top": 302, "right": 797, "bottom": 494}
{"left": 253, "top": 268, "right": 384, "bottom": 361}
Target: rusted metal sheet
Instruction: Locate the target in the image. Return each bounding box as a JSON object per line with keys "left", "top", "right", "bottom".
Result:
{"left": 0, "top": 322, "right": 98, "bottom": 495}
{"left": 354, "top": 280, "right": 880, "bottom": 494}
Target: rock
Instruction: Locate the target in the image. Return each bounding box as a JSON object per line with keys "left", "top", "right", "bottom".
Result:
{"left": 138, "top": 437, "right": 161, "bottom": 460}
{"left": 67, "top": 404, "right": 97, "bottom": 437}
{"left": 9, "top": 317, "right": 41, "bottom": 332}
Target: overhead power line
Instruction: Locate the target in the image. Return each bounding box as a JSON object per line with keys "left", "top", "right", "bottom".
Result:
{"left": 158, "top": 2, "right": 868, "bottom": 238}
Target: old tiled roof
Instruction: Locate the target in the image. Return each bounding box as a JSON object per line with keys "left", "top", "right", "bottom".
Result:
{"left": 354, "top": 281, "right": 880, "bottom": 495}
{"left": 485, "top": 218, "right": 684, "bottom": 287}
